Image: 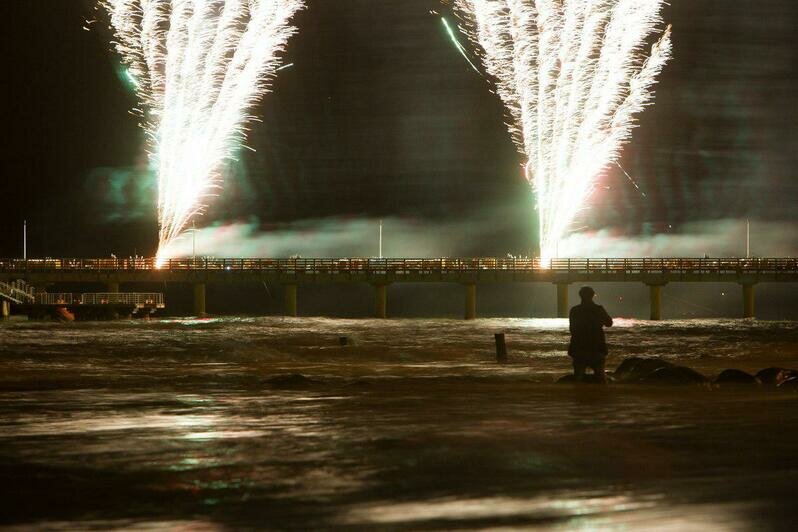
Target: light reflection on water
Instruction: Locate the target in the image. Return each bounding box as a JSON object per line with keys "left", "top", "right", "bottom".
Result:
{"left": 338, "top": 493, "right": 753, "bottom": 530}
{"left": 0, "top": 317, "right": 797, "bottom": 528}
{"left": 340, "top": 494, "right": 657, "bottom": 524}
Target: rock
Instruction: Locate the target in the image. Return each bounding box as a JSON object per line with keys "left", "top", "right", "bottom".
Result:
{"left": 264, "top": 373, "right": 317, "bottom": 388}
{"left": 714, "top": 369, "right": 760, "bottom": 385}
{"left": 756, "top": 367, "right": 796, "bottom": 386}
{"left": 777, "top": 377, "right": 798, "bottom": 391}
{"left": 613, "top": 356, "right": 646, "bottom": 376}
{"left": 613, "top": 357, "right": 675, "bottom": 383}
{"left": 639, "top": 365, "right": 708, "bottom": 385}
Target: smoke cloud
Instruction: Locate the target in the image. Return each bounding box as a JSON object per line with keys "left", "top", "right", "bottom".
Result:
{"left": 161, "top": 216, "right": 796, "bottom": 259}
{"left": 160, "top": 215, "right": 521, "bottom": 259}
{"left": 558, "top": 219, "right": 798, "bottom": 258}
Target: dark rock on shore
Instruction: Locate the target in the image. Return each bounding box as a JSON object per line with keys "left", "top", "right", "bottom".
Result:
{"left": 613, "top": 357, "right": 675, "bottom": 383}
{"left": 561, "top": 358, "right": 798, "bottom": 390}
{"left": 715, "top": 369, "right": 760, "bottom": 386}
{"left": 778, "top": 377, "right": 798, "bottom": 390}
{"left": 756, "top": 367, "right": 797, "bottom": 386}
{"left": 613, "top": 356, "right": 647, "bottom": 376}
{"left": 639, "top": 365, "right": 709, "bottom": 385}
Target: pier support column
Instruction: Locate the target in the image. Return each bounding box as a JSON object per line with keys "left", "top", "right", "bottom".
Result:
{"left": 648, "top": 284, "right": 664, "bottom": 321}
{"left": 742, "top": 284, "right": 756, "bottom": 319}
{"left": 284, "top": 284, "right": 298, "bottom": 317}
{"left": 464, "top": 283, "right": 477, "bottom": 320}
{"left": 107, "top": 281, "right": 119, "bottom": 293}
{"left": 556, "top": 283, "right": 569, "bottom": 319}
{"left": 193, "top": 283, "right": 206, "bottom": 318}
{"left": 374, "top": 284, "right": 389, "bottom": 319}
{"left": 1, "top": 300, "right": 10, "bottom": 319}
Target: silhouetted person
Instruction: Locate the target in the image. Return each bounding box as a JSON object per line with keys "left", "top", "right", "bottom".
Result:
{"left": 568, "top": 286, "right": 613, "bottom": 383}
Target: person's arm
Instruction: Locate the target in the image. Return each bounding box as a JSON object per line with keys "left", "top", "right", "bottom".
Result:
{"left": 569, "top": 307, "right": 576, "bottom": 334}
{"left": 600, "top": 306, "right": 613, "bottom": 327}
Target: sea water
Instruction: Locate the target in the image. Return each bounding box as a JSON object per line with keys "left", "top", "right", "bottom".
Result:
{"left": 1, "top": 317, "right": 797, "bottom": 529}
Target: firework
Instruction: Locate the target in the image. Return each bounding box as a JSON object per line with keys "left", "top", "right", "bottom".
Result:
{"left": 100, "top": 0, "right": 304, "bottom": 264}
{"left": 454, "top": 0, "right": 672, "bottom": 261}
{"left": 441, "top": 17, "right": 482, "bottom": 74}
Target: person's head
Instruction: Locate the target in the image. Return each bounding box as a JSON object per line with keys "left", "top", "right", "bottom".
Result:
{"left": 579, "top": 286, "right": 595, "bottom": 302}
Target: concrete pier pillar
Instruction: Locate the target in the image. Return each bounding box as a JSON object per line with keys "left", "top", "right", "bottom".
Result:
{"left": 374, "top": 284, "right": 388, "bottom": 319}
{"left": 556, "top": 283, "right": 569, "bottom": 319}
{"left": 193, "top": 282, "right": 206, "bottom": 318}
{"left": 1, "top": 300, "right": 10, "bottom": 319}
{"left": 107, "top": 282, "right": 119, "bottom": 293}
{"left": 284, "top": 284, "right": 298, "bottom": 317}
{"left": 648, "top": 284, "right": 663, "bottom": 321}
{"left": 464, "top": 283, "right": 477, "bottom": 320}
{"left": 742, "top": 284, "right": 755, "bottom": 319}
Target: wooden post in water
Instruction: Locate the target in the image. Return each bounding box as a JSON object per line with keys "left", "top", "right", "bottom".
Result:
{"left": 495, "top": 333, "right": 508, "bottom": 363}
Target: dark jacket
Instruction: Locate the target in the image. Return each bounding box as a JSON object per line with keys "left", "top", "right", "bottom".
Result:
{"left": 568, "top": 302, "right": 613, "bottom": 359}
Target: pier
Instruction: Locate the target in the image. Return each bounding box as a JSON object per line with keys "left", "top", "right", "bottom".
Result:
{"left": 1, "top": 257, "right": 796, "bottom": 320}
{"left": 2, "top": 277, "right": 164, "bottom": 320}
{"left": 25, "top": 292, "right": 164, "bottom": 320}
{"left": 0, "top": 280, "right": 34, "bottom": 319}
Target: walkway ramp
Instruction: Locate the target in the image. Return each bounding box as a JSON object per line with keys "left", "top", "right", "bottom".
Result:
{"left": 0, "top": 280, "right": 35, "bottom": 305}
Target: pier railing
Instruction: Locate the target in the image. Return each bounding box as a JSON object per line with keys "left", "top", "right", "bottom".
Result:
{"left": 0, "top": 257, "right": 796, "bottom": 273}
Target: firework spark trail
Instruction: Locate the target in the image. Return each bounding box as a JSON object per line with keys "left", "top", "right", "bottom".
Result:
{"left": 454, "top": 0, "right": 672, "bottom": 261}
{"left": 101, "top": 0, "right": 303, "bottom": 263}
{"left": 441, "top": 17, "right": 482, "bottom": 74}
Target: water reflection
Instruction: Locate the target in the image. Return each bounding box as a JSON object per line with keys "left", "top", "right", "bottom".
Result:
{"left": 341, "top": 494, "right": 656, "bottom": 525}
{"left": 0, "top": 318, "right": 797, "bottom": 528}
{"left": 341, "top": 493, "right": 756, "bottom": 529}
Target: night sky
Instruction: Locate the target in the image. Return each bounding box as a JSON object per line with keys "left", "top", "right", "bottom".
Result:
{"left": 2, "top": 1, "right": 797, "bottom": 259}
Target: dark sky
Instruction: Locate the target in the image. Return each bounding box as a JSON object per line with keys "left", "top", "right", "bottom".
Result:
{"left": 2, "top": 0, "right": 797, "bottom": 258}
